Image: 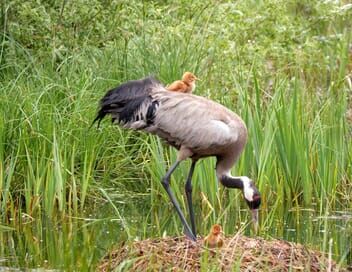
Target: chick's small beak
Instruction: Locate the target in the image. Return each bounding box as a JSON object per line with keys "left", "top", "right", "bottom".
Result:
{"left": 195, "top": 77, "right": 201, "bottom": 81}
{"left": 251, "top": 209, "right": 259, "bottom": 233}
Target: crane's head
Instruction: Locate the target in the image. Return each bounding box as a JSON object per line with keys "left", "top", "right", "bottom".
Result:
{"left": 218, "top": 174, "right": 261, "bottom": 232}
{"left": 241, "top": 176, "right": 261, "bottom": 232}
{"left": 182, "top": 72, "right": 199, "bottom": 84}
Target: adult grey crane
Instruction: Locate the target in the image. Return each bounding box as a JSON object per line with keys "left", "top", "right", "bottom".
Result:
{"left": 93, "top": 76, "right": 261, "bottom": 241}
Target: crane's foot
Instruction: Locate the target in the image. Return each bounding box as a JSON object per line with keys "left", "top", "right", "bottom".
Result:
{"left": 184, "top": 227, "right": 197, "bottom": 241}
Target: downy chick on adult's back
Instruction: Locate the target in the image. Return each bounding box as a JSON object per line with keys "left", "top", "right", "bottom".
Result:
{"left": 167, "top": 72, "right": 199, "bottom": 93}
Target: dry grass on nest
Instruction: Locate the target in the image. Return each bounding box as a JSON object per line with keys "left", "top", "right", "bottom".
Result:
{"left": 98, "top": 234, "right": 345, "bottom": 271}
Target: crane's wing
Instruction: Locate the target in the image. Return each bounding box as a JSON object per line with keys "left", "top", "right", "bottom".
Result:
{"left": 150, "top": 92, "right": 245, "bottom": 152}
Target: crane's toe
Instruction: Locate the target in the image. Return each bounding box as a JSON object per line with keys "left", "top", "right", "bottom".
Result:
{"left": 184, "top": 228, "right": 197, "bottom": 241}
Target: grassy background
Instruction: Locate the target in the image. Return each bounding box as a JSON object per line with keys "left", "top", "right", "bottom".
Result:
{"left": 0, "top": 0, "right": 351, "bottom": 270}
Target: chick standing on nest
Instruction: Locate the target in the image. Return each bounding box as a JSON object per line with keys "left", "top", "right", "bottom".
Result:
{"left": 204, "top": 224, "right": 224, "bottom": 248}
{"left": 166, "top": 72, "right": 199, "bottom": 93}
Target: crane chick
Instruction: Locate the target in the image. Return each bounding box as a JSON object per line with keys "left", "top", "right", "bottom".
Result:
{"left": 167, "top": 72, "right": 199, "bottom": 93}
{"left": 204, "top": 224, "right": 224, "bottom": 248}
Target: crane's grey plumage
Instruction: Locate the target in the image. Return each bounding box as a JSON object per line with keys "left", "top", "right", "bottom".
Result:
{"left": 93, "top": 76, "right": 261, "bottom": 240}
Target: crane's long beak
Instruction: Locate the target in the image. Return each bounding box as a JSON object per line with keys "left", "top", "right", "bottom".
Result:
{"left": 195, "top": 77, "right": 201, "bottom": 81}
{"left": 251, "top": 209, "right": 259, "bottom": 233}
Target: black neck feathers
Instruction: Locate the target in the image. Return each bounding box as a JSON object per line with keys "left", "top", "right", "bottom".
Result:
{"left": 220, "top": 175, "right": 243, "bottom": 189}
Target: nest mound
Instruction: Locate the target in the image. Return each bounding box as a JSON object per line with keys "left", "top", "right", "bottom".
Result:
{"left": 98, "top": 234, "right": 343, "bottom": 271}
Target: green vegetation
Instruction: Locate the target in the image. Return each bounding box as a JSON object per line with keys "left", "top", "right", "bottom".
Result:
{"left": 0, "top": 0, "right": 351, "bottom": 270}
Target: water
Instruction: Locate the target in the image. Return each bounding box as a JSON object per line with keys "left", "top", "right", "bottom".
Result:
{"left": 0, "top": 203, "right": 351, "bottom": 270}
{"left": 0, "top": 215, "right": 116, "bottom": 270}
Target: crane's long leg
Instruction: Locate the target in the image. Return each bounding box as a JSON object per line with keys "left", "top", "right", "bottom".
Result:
{"left": 185, "top": 160, "right": 197, "bottom": 237}
{"left": 161, "top": 161, "right": 196, "bottom": 241}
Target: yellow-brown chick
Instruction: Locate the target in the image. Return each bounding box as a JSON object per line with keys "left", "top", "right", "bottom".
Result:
{"left": 204, "top": 224, "right": 224, "bottom": 248}
{"left": 166, "top": 72, "right": 199, "bottom": 93}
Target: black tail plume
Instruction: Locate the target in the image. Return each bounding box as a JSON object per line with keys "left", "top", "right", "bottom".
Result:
{"left": 90, "top": 109, "right": 106, "bottom": 129}
{"left": 91, "top": 76, "right": 162, "bottom": 129}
